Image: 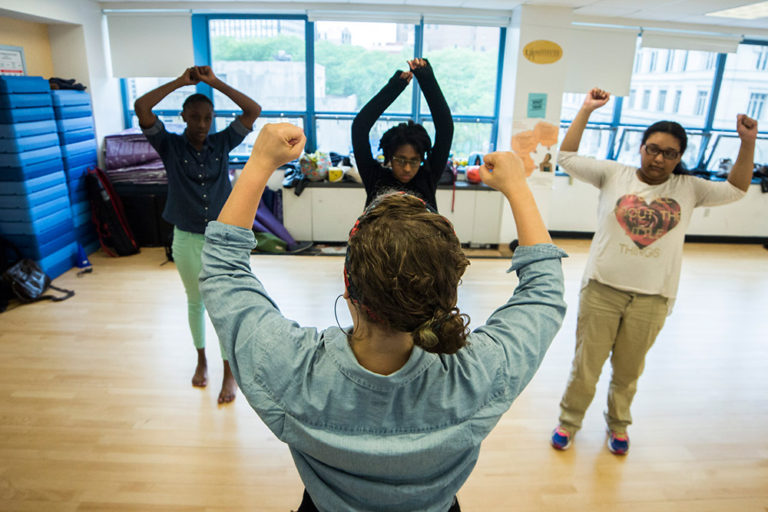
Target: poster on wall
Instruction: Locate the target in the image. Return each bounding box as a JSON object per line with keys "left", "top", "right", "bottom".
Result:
{"left": 0, "top": 45, "right": 26, "bottom": 76}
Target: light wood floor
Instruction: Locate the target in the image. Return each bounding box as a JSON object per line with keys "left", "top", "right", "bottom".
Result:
{"left": 1, "top": 239, "right": 767, "bottom": 512}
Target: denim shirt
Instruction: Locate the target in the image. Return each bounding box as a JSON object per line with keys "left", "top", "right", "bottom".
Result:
{"left": 142, "top": 118, "right": 251, "bottom": 234}
{"left": 200, "top": 221, "right": 567, "bottom": 512}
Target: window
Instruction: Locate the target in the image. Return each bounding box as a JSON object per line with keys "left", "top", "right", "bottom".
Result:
{"left": 747, "top": 93, "right": 767, "bottom": 119}
{"left": 209, "top": 19, "right": 307, "bottom": 112}
{"left": 648, "top": 50, "right": 657, "bottom": 72}
{"left": 664, "top": 50, "right": 674, "bottom": 71}
{"left": 121, "top": 16, "right": 505, "bottom": 161}
{"left": 124, "top": 78, "right": 196, "bottom": 123}
{"left": 313, "top": 21, "right": 416, "bottom": 154}
{"left": 557, "top": 40, "right": 768, "bottom": 172}
{"left": 622, "top": 46, "right": 716, "bottom": 128}
{"left": 559, "top": 92, "right": 616, "bottom": 123}
{"left": 705, "top": 53, "right": 716, "bottom": 70}
{"left": 713, "top": 43, "right": 768, "bottom": 129}
{"left": 314, "top": 21, "right": 415, "bottom": 114}
{"left": 757, "top": 47, "right": 768, "bottom": 70}
{"left": 421, "top": 24, "right": 501, "bottom": 159}
{"left": 641, "top": 90, "right": 651, "bottom": 109}
{"left": 694, "top": 91, "right": 708, "bottom": 116}
{"left": 672, "top": 90, "right": 682, "bottom": 113}
{"left": 705, "top": 133, "right": 768, "bottom": 171}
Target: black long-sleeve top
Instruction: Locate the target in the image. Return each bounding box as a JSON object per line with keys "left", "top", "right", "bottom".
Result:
{"left": 351, "top": 61, "right": 453, "bottom": 211}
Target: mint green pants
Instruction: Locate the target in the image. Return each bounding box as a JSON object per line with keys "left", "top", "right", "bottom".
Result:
{"left": 172, "top": 227, "right": 226, "bottom": 360}
{"left": 558, "top": 279, "right": 668, "bottom": 434}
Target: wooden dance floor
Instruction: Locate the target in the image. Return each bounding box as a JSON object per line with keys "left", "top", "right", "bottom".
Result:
{"left": 1, "top": 239, "right": 767, "bottom": 511}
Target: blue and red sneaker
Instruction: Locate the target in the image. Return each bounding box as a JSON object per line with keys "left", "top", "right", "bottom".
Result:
{"left": 550, "top": 426, "right": 572, "bottom": 450}
{"left": 607, "top": 430, "right": 630, "bottom": 455}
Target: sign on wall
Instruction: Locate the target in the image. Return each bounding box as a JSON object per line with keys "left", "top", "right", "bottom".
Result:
{"left": 0, "top": 45, "right": 26, "bottom": 76}
{"left": 522, "top": 40, "right": 563, "bottom": 64}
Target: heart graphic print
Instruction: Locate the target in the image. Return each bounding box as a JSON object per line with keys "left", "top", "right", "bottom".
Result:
{"left": 614, "top": 195, "right": 681, "bottom": 249}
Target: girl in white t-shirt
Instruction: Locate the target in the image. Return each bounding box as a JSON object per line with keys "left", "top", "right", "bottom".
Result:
{"left": 550, "top": 88, "right": 758, "bottom": 455}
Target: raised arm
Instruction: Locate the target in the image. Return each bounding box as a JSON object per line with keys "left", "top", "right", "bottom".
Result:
{"left": 351, "top": 71, "right": 412, "bottom": 172}
{"left": 134, "top": 67, "right": 198, "bottom": 128}
{"left": 560, "top": 88, "right": 610, "bottom": 153}
{"left": 479, "top": 152, "right": 551, "bottom": 246}
{"left": 410, "top": 58, "right": 454, "bottom": 183}
{"left": 218, "top": 123, "right": 307, "bottom": 229}
{"left": 193, "top": 66, "right": 262, "bottom": 130}
{"left": 727, "top": 114, "right": 758, "bottom": 192}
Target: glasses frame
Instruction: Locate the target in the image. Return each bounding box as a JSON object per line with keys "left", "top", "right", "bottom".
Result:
{"left": 391, "top": 156, "right": 423, "bottom": 168}
{"left": 643, "top": 143, "right": 682, "bottom": 160}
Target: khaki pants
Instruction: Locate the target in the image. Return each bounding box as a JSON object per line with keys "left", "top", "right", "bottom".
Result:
{"left": 559, "top": 279, "right": 668, "bottom": 434}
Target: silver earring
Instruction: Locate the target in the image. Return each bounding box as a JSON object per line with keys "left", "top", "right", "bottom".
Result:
{"left": 334, "top": 294, "right": 352, "bottom": 336}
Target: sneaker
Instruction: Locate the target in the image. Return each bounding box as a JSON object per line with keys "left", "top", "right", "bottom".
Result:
{"left": 551, "top": 426, "right": 572, "bottom": 450}
{"left": 606, "top": 430, "right": 630, "bottom": 455}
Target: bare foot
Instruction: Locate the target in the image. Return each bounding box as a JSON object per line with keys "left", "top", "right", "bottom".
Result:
{"left": 192, "top": 348, "right": 208, "bottom": 387}
{"left": 218, "top": 361, "right": 238, "bottom": 404}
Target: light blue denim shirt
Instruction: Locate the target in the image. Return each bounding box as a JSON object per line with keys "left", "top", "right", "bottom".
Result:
{"left": 200, "top": 221, "right": 567, "bottom": 512}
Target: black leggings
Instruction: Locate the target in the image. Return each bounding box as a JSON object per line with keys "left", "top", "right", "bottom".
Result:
{"left": 297, "top": 489, "right": 462, "bottom": 512}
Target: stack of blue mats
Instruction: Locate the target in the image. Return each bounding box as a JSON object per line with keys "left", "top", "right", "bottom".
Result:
{"left": 0, "top": 76, "right": 77, "bottom": 279}
{"left": 51, "top": 89, "right": 98, "bottom": 253}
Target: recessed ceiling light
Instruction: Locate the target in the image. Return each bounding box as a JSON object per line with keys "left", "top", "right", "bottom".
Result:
{"left": 706, "top": 1, "right": 768, "bottom": 19}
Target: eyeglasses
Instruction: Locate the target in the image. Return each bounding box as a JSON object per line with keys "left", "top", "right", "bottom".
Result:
{"left": 643, "top": 144, "right": 681, "bottom": 160}
{"left": 391, "top": 156, "right": 422, "bottom": 168}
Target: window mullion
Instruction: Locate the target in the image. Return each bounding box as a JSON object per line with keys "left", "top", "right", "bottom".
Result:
{"left": 305, "top": 19, "right": 317, "bottom": 153}
{"left": 412, "top": 19, "right": 423, "bottom": 124}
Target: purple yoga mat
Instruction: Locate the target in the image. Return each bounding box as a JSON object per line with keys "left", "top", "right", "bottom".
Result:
{"left": 253, "top": 201, "right": 295, "bottom": 245}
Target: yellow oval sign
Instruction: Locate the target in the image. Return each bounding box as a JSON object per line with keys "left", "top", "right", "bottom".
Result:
{"left": 523, "top": 40, "right": 563, "bottom": 64}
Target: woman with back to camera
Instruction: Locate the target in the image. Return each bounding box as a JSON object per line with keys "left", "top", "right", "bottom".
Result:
{"left": 199, "top": 122, "right": 567, "bottom": 511}
{"left": 550, "top": 87, "right": 757, "bottom": 456}
{"left": 352, "top": 58, "right": 453, "bottom": 211}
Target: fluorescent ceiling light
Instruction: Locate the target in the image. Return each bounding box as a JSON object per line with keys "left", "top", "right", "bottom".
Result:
{"left": 706, "top": 1, "right": 768, "bottom": 19}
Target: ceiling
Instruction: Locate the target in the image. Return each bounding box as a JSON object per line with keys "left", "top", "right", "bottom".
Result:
{"left": 97, "top": 1, "right": 768, "bottom": 34}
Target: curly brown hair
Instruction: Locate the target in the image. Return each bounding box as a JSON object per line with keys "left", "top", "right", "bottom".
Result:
{"left": 345, "top": 192, "right": 471, "bottom": 354}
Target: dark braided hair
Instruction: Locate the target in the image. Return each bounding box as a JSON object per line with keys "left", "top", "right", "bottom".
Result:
{"left": 378, "top": 121, "right": 432, "bottom": 166}
{"left": 345, "top": 192, "right": 471, "bottom": 354}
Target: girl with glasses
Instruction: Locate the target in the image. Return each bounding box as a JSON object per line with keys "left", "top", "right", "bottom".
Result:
{"left": 550, "top": 87, "right": 758, "bottom": 455}
{"left": 200, "top": 123, "right": 566, "bottom": 511}
{"left": 352, "top": 58, "right": 454, "bottom": 211}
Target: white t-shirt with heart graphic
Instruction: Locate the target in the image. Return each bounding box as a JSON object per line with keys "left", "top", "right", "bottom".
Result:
{"left": 558, "top": 151, "right": 746, "bottom": 312}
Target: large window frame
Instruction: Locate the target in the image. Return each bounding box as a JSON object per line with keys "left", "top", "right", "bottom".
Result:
{"left": 560, "top": 39, "right": 768, "bottom": 175}
{"left": 121, "top": 14, "right": 506, "bottom": 162}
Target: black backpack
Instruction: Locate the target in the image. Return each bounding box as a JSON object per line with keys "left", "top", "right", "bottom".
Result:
{"left": 86, "top": 167, "right": 140, "bottom": 257}
{"left": 0, "top": 238, "right": 74, "bottom": 312}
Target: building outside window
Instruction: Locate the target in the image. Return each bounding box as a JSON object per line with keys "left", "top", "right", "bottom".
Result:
{"left": 672, "top": 90, "right": 682, "bottom": 113}
{"left": 648, "top": 50, "right": 657, "bottom": 72}
{"left": 747, "top": 92, "right": 767, "bottom": 120}
{"left": 756, "top": 47, "right": 768, "bottom": 70}
{"left": 664, "top": 50, "right": 674, "bottom": 72}
{"left": 694, "top": 91, "right": 708, "bottom": 116}
{"left": 713, "top": 43, "right": 768, "bottom": 129}
{"left": 657, "top": 89, "right": 667, "bottom": 112}
{"left": 641, "top": 90, "right": 651, "bottom": 110}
